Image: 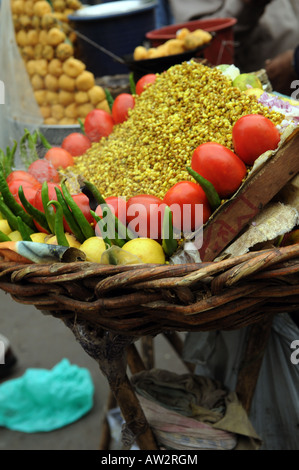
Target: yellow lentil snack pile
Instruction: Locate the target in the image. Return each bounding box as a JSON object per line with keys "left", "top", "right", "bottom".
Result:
{"left": 73, "top": 61, "right": 284, "bottom": 199}
{"left": 10, "top": 0, "right": 110, "bottom": 124}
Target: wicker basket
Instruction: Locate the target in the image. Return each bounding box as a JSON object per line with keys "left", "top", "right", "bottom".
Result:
{"left": 1, "top": 243, "right": 299, "bottom": 336}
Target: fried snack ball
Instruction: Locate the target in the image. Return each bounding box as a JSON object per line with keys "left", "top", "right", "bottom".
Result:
{"left": 12, "top": 15, "right": 21, "bottom": 32}
{"left": 39, "top": 30, "right": 48, "bottom": 46}
{"left": 46, "top": 91, "right": 59, "bottom": 105}
{"left": 75, "top": 91, "right": 89, "bottom": 104}
{"left": 31, "top": 74, "right": 45, "bottom": 90}
{"left": 176, "top": 27, "right": 190, "bottom": 40}
{"left": 35, "top": 59, "right": 48, "bottom": 77}
{"left": 44, "top": 117, "right": 58, "bottom": 125}
{"left": 42, "top": 45, "right": 55, "bottom": 61}
{"left": 51, "top": 103, "right": 65, "bottom": 121}
{"left": 76, "top": 103, "right": 94, "bottom": 118}
{"left": 87, "top": 85, "right": 105, "bottom": 105}
{"left": 33, "top": 0, "right": 52, "bottom": 17}
{"left": 155, "top": 44, "right": 170, "bottom": 57}
{"left": 62, "top": 57, "right": 86, "bottom": 78}
{"left": 44, "top": 74, "right": 59, "bottom": 91}
{"left": 40, "top": 106, "right": 51, "bottom": 119}
{"left": 34, "top": 90, "right": 47, "bottom": 106}
{"left": 146, "top": 48, "right": 160, "bottom": 59}
{"left": 41, "top": 13, "right": 57, "bottom": 30}
{"left": 47, "top": 27, "right": 66, "bottom": 47}
{"left": 55, "top": 42, "right": 74, "bottom": 61}
{"left": 16, "top": 30, "right": 28, "bottom": 47}
{"left": 58, "top": 90, "right": 75, "bottom": 106}
{"left": 75, "top": 71, "right": 95, "bottom": 91}
{"left": 19, "top": 14, "right": 32, "bottom": 30}
{"left": 164, "top": 38, "right": 185, "bottom": 55}
{"left": 24, "top": 1, "right": 35, "bottom": 16}
{"left": 27, "top": 29, "right": 39, "bottom": 47}
{"left": 59, "top": 117, "right": 77, "bottom": 125}
{"left": 31, "top": 15, "right": 40, "bottom": 29}
{"left": 133, "top": 46, "right": 148, "bottom": 61}
{"left": 96, "top": 99, "right": 110, "bottom": 113}
{"left": 58, "top": 74, "right": 76, "bottom": 92}
{"left": 66, "top": 0, "right": 81, "bottom": 9}
{"left": 11, "top": 0, "right": 25, "bottom": 15}
{"left": 21, "top": 46, "right": 35, "bottom": 61}
{"left": 26, "top": 60, "right": 36, "bottom": 76}
{"left": 48, "top": 58, "right": 63, "bottom": 77}
{"left": 52, "top": 0, "right": 65, "bottom": 12}
{"left": 65, "top": 103, "right": 78, "bottom": 119}
{"left": 183, "top": 30, "right": 212, "bottom": 50}
{"left": 34, "top": 44, "right": 43, "bottom": 59}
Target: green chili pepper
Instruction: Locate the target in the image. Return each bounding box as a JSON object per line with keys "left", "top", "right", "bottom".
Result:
{"left": 0, "top": 230, "right": 11, "bottom": 242}
{"left": 129, "top": 72, "right": 136, "bottom": 95}
{"left": 162, "top": 205, "right": 178, "bottom": 257}
{"left": 0, "top": 141, "right": 17, "bottom": 178}
{"left": 61, "top": 181, "right": 95, "bottom": 239}
{"left": 186, "top": 166, "right": 221, "bottom": 211}
{"left": 18, "top": 186, "right": 50, "bottom": 233}
{"left": 82, "top": 180, "right": 134, "bottom": 241}
{"left": 105, "top": 88, "right": 114, "bottom": 112}
{"left": 48, "top": 200, "right": 69, "bottom": 247}
{"left": 0, "top": 167, "right": 36, "bottom": 230}
{"left": 0, "top": 198, "right": 21, "bottom": 232}
{"left": 90, "top": 210, "right": 112, "bottom": 247}
{"left": 37, "top": 130, "right": 52, "bottom": 150}
{"left": 41, "top": 182, "right": 56, "bottom": 234}
{"left": 54, "top": 187, "right": 85, "bottom": 244}
{"left": 17, "top": 216, "right": 34, "bottom": 241}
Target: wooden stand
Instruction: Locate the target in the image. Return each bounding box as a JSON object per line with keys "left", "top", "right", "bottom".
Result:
{"left": 67, "top": 315, "right": 273, "bottom": 451}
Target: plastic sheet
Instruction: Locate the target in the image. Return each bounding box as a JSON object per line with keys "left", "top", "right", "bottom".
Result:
{"left": 183, "top": 313, "right": 299, "bottom": 450}
{"left": 0, "top": 0, "right": 43, "bottom": 168}
{"left": 0, "top": 358, "right": 94, "bottom": 432}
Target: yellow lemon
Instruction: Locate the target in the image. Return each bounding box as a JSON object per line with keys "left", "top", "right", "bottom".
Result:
{"left": 9, "top": 230, "right": 23, "bottom": 241}
{"left": 79, "top": 236, "right": 106, "bottom": 263}
{"left": 244, "top": 88, "right": 264, "bottom": 99}
{"left": 30, "top": 232, "right": 48, "bottom": 243}
{"left": 122, "top": 238, "right": 166, "bottom": 264}
{"left": 46, "top": 233, "right": 81, "bottom": 248}
{"left": 0, "top": 219, "right": 12, "bottom": 235}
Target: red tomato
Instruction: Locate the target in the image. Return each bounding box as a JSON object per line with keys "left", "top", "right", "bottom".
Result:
{"left": 135, "top": 74, "right": 157, "bottom": 95}
{"left": 8, "top": 178, "right": 39, "bottom": 196}
{"left": 112, "top": 93, "right": 135, "bottom": 124}
{"left": 84, "top": 109, "right": 114, "bottom": 143}
{"left": 232, "top": 114, "right": 281, "bottom": 165}
{"left": 95, "top": 196, "right": 127, "bottom": 225}
{"left": 15, "top": 186, "right": 38, "bottom": 208}
{"left": 191, "top": 142, "right": 247, "bottom": 198}
{"left": 72, "top": 192, "right": 93, "bottom": 225}
{"left": 126, "top": 194, "right": 164, "bottom": 240}
{"left": 33, "top": 182, "right": 62, "bottom": 233}
{"left": 28, "top": 159, "right": 60, "bottom": 184}
{"left": 6, "top": 170, "right": 41, "bottom": 189}
{"left": 61, "top": 132, "right": 91, "bottom": 157}
{"left": 8, "top": 179, "right": 40, "bottom": 209}
{"left": 163, "top": 181, "right": 211, "bottom": 232}
{"left": 44, "top": 147, "right": 74, "bottom": 169}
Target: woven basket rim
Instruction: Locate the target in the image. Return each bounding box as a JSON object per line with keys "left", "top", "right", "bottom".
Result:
{"left": 1, "top": 244, "right": 299, "bottom": 336}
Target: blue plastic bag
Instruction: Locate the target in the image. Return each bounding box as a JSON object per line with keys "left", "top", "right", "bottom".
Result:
{"left": 0, "top": 358, "right": 94, "bottom": 432}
